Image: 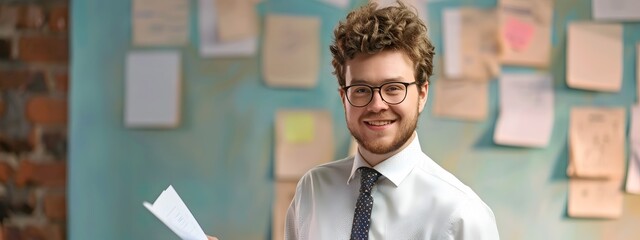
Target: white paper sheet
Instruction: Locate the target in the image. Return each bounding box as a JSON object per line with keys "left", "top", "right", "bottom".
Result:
{"left": 320, "top": 0, "right": 350, "bottom": 9}
{"left": 132, "top": 0, "right": 189, "bottom": 46}
{"left": 627, "top": 105, "right": 640, "bottom": 194}
{"left": 567, "top": 22, "right": 623, "bottom": 92}
{"left": 443, "top": 9, "right": 462, "bottom": 79}
{"left": 593, "top": 0, "right": 640, "bottom": 21}
{"left": 143, "top": 185, "right": 208, "bottom": 240}
{"left": 198, "top": 0, "right": 258, "bottom": 57}
{"left": 125, "top": 51, "right": 181, "bottom": 128}
{"left": 494, "top": 73, "right": 554, "bottom": 147}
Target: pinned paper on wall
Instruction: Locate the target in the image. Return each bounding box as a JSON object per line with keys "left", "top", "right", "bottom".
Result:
{"left": 272, "top": 181, "right": 297, "bottom": 240}
{"left": 375, "top": 0, "right": 429, "bottom": 24}
{"left": 568, "top": 107, "right": 625, "bottom": 179}
{"left": 125, "top": 51, "right": 181, "bottom": 128}
{"left": 593, "top": 0, "right": 640, "bottom": 22}
{"left": 568, "top": 178, "right": 624, "bottom": 219}
{"left": 198, "top": 0, "right": 258, "bottom": 57}
{"left": 443, "top": 8, "right": 499, "bottom": 81}
{"left": 263, "top": 15, "right": 321, "bottom": 89}
{"left": 432, "top": 78, "right": 488, "bottom": 121}
{"left": 275, "top": 110, "right": 334, "bottom": 180}
{"left": 214, "top": 0, "right": 258, "bottom": 42}
{"left": 132, "top": 0, "right": 189, "bottom": 46}
{"left": 498, "top": 0, "right": 553, "bottom": 67}
{"left": 494, "top": 74, "right": 554, "bottom": 147}
{"left": 321, "top": 0, "right": 351, "bottom": 9}
{"left": 283, "top": 112, "right": 315, "bottom": 143}
{"left": 627, "top": 105, "right": 640, "bottom": 194}
{"left": 567, "top": 22, "right": 623, "bottom": 92}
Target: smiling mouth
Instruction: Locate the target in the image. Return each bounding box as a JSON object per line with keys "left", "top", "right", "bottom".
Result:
{"left": 365, "top": 120, "right": 395, "bottom": 126}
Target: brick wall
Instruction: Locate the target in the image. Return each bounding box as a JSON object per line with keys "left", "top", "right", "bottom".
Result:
{"left": 0, "top": 0, "right": 69, "bottom": 239}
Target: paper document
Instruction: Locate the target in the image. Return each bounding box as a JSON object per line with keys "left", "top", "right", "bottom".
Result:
{"left": 494, "top": 74, "right": 554, "bottom": 147}
{"left": 568, "top": 177, "right": 623, "bottom": 219}
{"left": 567, "top": 22, "right": 622, "bottom": 92}
{"left": 593, "top": 0, "right": 640, "bottom": 22}
{"left": 143, "top": 185, "right": 208, "bottom": 240}
{"left": 627, "top": 105, "right": 640, "bottom": 194}
{"left": 198, "top": 0, "right": 258, "bottom": 57}
{"left": 432, "top": 78, "right": 488, "bottom": 121}
{"left": 499, "top": 0, "right": 554, "bottom": 67}
{"left": 132, "top": 0, "right": 189, "bottom": 46}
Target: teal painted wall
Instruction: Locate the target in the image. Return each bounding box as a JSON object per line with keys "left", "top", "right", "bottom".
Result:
{"left": 70, "top": 0, "right": 640, "bottom": 239}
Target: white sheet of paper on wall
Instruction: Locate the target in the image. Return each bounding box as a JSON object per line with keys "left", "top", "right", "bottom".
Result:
{"left": 569, "top": 107, "right": 626, "bottom": 179}
{"left": 275, "top": 110, "right": 334, "bottom": 180}
{"left": 125, "top": 51, "right": 181, "bottom": 128}
{"left": 321, "top": 0, "right": 350, "bottom": 9}
{"left": 494, "top": 74, "right": 554, "bottom": 147}
{"left": 593, "top": 0, "right": 640, "bottom": 21}
{"left": 432, "top": 78, "right": 488, "bottom": 121}
{"left": 568, "top": 177, "right": 623, "bottom": 219}
{"left": 272, "top": 181, "right": 297, "bottom": 240}
{"left": 627, "top": 105, "right": 640, "bottom": 194}
{"left": 198, "top": 0, "right": 258, "bottom": 57}
{"left": 567, "top": 22, "right": 623, "bottom": 92}
{"left": 214, "top": 0, "right": 259, "bottom": 42}
{"left": 263, "top": 15, "right": 321, "bottom": 89}
{"left": 132, "top": 0, "right": 189, "bottom": 46}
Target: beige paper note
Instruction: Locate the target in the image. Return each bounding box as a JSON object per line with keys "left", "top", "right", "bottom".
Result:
{"left": 272, "top": 181, "right": 297, "bottom": 240}
{"left": 214, "top": 0, "right": 258, "bottom": 42}
{"left": 569, "top": 107, "right": 626, "bottom": 179}
{"left": 627, "top": 105, "right": 640, "bottom": 194}
{"left": 499, "top": 0, "right": 553, "bottom": 67}
{"left": 263, "top": 15, "right": 321, "bottom": 89}
{"left": 275, "top": 110, "right": 334, "bottom": 180}
{"left": 444, "top": 8, "right": 499, "bottom": 81}
{"left": 432, "top": 79, "right": 488, "bottom": 121}
{"left": 567, "top": 22, "right": 623, "bottom": 92}
{"left": 132, "top": 0, "right": 189, "bottom": 46}
{"left": 568, "top": 178, "right": 623, "bottom": 219}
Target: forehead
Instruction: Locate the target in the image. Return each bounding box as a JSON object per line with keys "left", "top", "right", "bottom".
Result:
{"left": 345, "top": 50, "right": 415, "bottom": 85}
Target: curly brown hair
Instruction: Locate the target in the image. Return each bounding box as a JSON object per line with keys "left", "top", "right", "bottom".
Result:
{"left": 330, "top": 1, "right": 435, "bottom": 88}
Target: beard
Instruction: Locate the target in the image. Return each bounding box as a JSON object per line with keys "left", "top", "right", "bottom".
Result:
{"left": 347, "top": 107, "right": 419, "bottom": 155}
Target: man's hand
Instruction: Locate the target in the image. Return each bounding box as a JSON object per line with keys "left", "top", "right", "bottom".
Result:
{"left": 207, "top": 236, "right": 219, "bottom": 240}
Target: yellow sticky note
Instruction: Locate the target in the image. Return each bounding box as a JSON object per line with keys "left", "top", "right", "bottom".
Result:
{"left": 284, "top": 113, "right": 315, "bottom": 143}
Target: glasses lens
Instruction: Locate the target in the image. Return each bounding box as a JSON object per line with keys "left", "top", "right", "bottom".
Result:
{"left": 380, "top": 83, "right": 407, "bottom": 104}
{"left": 347, "top": 86, "right": 372, "bottom": 107}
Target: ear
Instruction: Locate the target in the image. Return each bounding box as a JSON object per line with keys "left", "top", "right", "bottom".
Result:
{"left": 417, "top": 83, "right": 429, "bottom": 113}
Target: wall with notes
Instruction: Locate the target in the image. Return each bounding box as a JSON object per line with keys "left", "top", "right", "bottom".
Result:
{"left": 70, "top": 0, "right": 640, "bottom": 239}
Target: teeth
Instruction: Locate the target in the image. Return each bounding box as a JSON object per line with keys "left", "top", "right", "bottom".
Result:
{"left": 367, "top": 121, "right": 392, "bottom": 126}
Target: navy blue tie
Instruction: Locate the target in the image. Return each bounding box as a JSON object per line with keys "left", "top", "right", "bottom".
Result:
{"left": 350, "top": 167, "right": 382, "bottom": 240}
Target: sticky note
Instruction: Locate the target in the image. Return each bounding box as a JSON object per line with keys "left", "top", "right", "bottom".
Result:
{"left": 284, "top": 113, "right": 315, "bottom": 143}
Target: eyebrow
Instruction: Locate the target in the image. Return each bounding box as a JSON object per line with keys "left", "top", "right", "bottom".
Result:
{"left": 349, "top": 77, "right": 406, "bottom": 85}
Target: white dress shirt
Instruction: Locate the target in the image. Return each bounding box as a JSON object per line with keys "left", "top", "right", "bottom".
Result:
{"left": 285, "top": 135, "right": 500, "bottom": 240}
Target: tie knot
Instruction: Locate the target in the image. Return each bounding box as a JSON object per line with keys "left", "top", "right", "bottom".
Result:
{"left": 358, "top": 167, "right": 381, "bottom": 193}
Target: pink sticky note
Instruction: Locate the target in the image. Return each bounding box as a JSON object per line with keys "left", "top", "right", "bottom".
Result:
{"left": 505, "top": 17, "right": 535, "bottom": 51}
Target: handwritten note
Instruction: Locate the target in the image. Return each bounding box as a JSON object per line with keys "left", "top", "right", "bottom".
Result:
{"left": 275, "top": 110, "right": 334, "bottom": 180}
{"left": 569, "top": 107, "right": 625, "bottom": 179}
{"left": 499, "top": 0, "right": 553, "bottom": 67}
{"left": 143, "top": 185, "right": 208, "bottom": 240}
{"left": 494, "top": 74, "right": 554, "bottom": 147}
{"left": 214, "top": 0, "right": 258, "bottom": 42}
{"left": 284, "top": 113, "right": 315, "bottom": 143}
{"left": 263, "top": 15, "right": 321, "bottom": 88}
{"left": 432, "top": 78, "right": 488, "bottom": 121}
{"left": 132, "top": 0, "right": 189, "bottom": 46}
{"left": 593, "top": 0, "right": 640, "bottom": 21}
{"left": 567, "top": 22, "right": 623, "bottom": 92}
{"left": 568, "top": 178, "right": 623, "bottom": 219}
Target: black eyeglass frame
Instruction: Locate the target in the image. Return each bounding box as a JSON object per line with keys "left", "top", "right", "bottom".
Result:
{"left": 341, "top": 81, "right": 418, "bottom": 107}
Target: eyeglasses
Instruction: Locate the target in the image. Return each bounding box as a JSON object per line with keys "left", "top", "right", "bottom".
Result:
{"left": 342, "top": 81, "right": 418, "bottom": 107}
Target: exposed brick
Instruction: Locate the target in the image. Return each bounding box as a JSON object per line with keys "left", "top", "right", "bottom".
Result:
{"left": 53, "top": 72, "right": 68, "bottom": 93}
{"left": 26, "top": 96, "right": 67, "bottom": 125}
{"left": 48, "top": 5, "right": 68, "bottom": 32}
{"left": 43, "top": 192, "right": 66, "bottom": 220}
{"left": 42, "top": 131, "right": 66, "bottom": 158}
{"left": 0, "top": 39, "right": 10, "bottom": 59}
{"left": 0, "top": 92, "right": 32, "bottom": 147}
{"left": 0, "top": 161, "right": 13, "bottom": 183}
{"left": 3, "top": 224, "right": 63, "bottom": 240}
{"left": 16, "top": 5, "right": 45, "bottom": 29}
{"left": 18, "top": 35, "right": 68, "bottom": 63}
{"left": 0, "top": 69, "right": 48, "bottom": 93}
{"left": 3, "top": 225, "right": 19, "bottom": 240}
{"left": 15, "top": 160, "right": 66, "bottom": 187}
{"left": 0, "top": 101, "right": 4, "bottom": 117}
{"left": 0, "top": 6, "right": 18, "bottom": 31}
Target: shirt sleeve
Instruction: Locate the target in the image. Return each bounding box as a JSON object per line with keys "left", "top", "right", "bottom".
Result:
{"left": 440, "top": 198, "right": 500, "bottom": 240}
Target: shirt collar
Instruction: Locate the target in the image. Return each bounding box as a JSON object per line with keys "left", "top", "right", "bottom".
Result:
{"left": 347, "top": 134, "right": 422, "bottom": 187}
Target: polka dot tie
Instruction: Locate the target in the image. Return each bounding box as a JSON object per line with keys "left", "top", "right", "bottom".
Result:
{"left": 350, "top": 167, "right": 382, "bottom": 240}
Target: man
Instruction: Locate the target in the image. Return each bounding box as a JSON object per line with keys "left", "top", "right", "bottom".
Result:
{"left": 284, "top": 1, "right": 499, "bottom": 239}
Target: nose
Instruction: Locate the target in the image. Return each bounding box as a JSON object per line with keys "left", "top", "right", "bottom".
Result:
{"left": 366, "top": 89, "right": 388, "bottom": 112}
